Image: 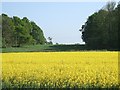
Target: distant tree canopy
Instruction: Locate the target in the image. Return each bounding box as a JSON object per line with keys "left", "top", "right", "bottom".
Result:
{"left": 80, "top": 2, "right": 120, "bottom": 50}
{"left": 2, "top": 14, "right": 46, "bottom": 47}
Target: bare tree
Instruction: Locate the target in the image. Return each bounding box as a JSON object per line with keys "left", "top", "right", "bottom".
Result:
{"left": 103, "top": 1, "right": 116, "bottom": 12}
{"left": 48, "top": 37, "right": 53, "bottom": 44}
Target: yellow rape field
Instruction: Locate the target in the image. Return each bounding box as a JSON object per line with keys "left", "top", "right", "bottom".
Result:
{"left": 2, "top": 52, "right": 120, "bottom": 88}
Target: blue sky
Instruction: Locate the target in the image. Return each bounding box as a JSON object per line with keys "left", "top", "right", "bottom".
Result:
{"left": 2, "top": 2, "right": 109, "bottom": 44}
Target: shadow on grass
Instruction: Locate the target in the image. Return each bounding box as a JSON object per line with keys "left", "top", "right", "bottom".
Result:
{"left": 44, "top": 45, "right": 87, "bottom": 52}
{"left": 2, "top": 44, "right": 111, "bottom": 53}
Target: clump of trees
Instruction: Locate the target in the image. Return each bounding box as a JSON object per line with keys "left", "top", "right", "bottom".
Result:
{"left": 2, "top": 14, "right": 46, "bottom": 47}
{"left": 80, "top": 1, "right": 120, "bottom": 50}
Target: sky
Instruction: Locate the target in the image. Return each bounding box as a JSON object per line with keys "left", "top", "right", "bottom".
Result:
{"left": 2, "top": 1, "right": 117, "bottom": 44}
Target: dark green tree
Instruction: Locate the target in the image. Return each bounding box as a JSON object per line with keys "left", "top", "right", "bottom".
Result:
{"left": 2, "top": 14, "right": 15, "bottom": 47}
{"left": 13, "top": 16, "right": 23, "bottom": 46}
{"left": 116, "top": 2, "right": 120, "bottom": 50}
{"left": 81, "top": 10, "right": 108, "bottom": 49}
{"left": 80, "top": 1, "right": 119, "bottom": 50}
{"left": 30, "top": 21, "right": 46, "bottom": 44}
{"left": 103, "top": 1, "right": 117, "bottom": 49}
{"left": 2, "top": 14, "right": 46, "bottom": 47}
{"left": 21, "top": 17, "right": 35, "bottom": 45}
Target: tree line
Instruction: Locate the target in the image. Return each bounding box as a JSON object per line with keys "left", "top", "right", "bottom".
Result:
{"left": 1, "top": 1, "right": 120, "bottom": 50}
{"left": 80, "top": 1, "right": 120, "bottom": 50}
{"left": 2, "top": 14, "right": 46, "bottom": 47}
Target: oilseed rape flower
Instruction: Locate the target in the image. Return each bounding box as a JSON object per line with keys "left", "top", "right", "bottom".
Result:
{"left": 2, "top": 52, "right": 119, "bottom": 88}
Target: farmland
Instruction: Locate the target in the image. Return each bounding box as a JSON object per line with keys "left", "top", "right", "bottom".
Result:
{"left": 2, "top": 52, "right": 119, "bottom": 89}
{"left": 2, "top": 44, "right": 87, "bottom": 53}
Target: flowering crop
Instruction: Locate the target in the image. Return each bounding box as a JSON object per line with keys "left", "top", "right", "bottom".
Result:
{"left": 2, "top": 52, "right": 119, "bottom": 88}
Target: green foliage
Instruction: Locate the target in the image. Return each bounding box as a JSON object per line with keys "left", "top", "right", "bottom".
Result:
{"left": 2, "top": 14, "right": 15, "bottom": 47}
{"left": 30, "top": 21, "right": 46, "bottom": 44}
{"left": 2, "top": 14, "right": 46, "bottom": 47}
{"left": 81, "top": 2, "right": 119, "bottom": 50}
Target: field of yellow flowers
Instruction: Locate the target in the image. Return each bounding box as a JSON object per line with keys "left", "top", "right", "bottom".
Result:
{"left": 2, "top": 52, "right": 119, "bottom": 88}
